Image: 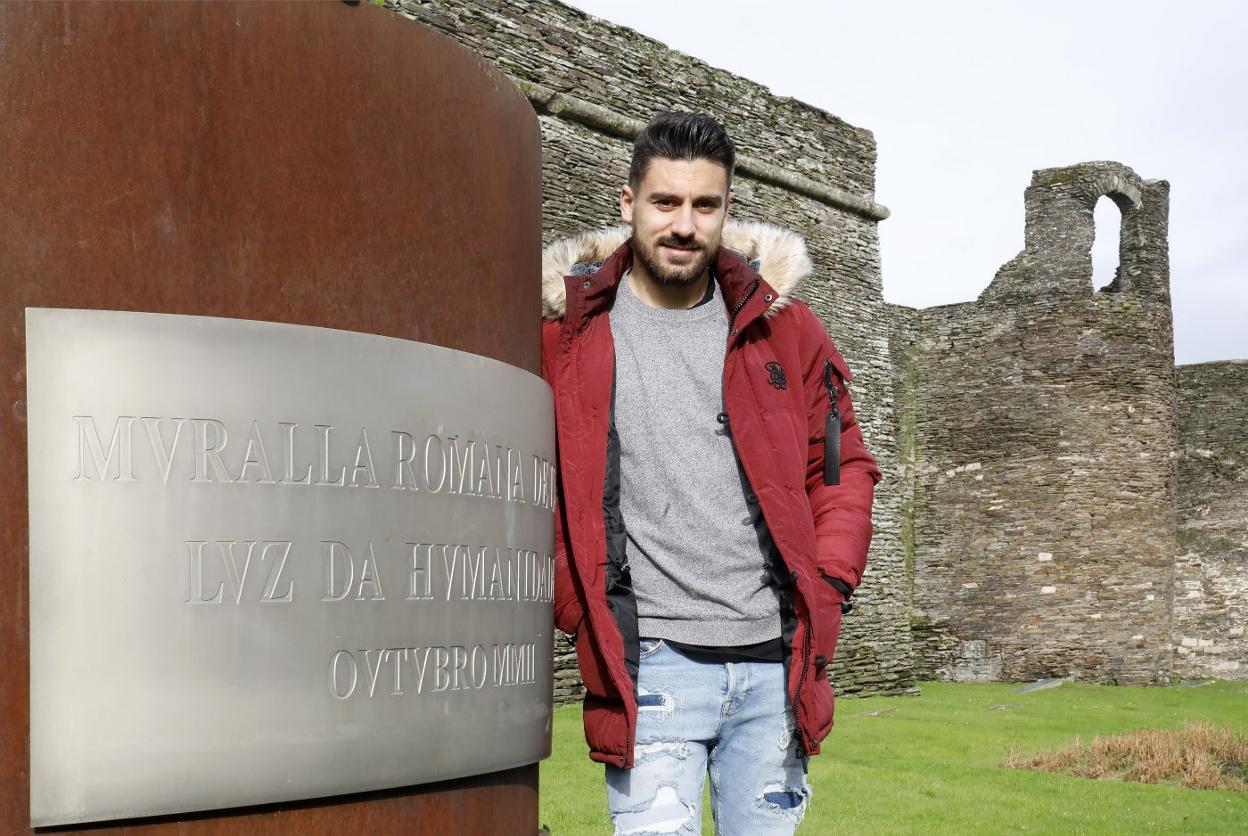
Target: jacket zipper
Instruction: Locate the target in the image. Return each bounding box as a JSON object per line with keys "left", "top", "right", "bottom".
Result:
{"left": 717, "top": 278, "right": 760, "bottom": 427}
{"left": 793, "top": 617, "right": 814, "bottom": 753}
{"left": 822, "top": 358, "right": 841, "bottom": 486}
{"left": 727, "top": 278, "right": 760, "bottom": 345}
{"left": 792, "top": 362, "right": 836, "bottom": 753}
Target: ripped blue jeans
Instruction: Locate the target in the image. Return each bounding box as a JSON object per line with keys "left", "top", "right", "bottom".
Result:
{"left": 606, "top": 639, "right": 811, "bottom": 835}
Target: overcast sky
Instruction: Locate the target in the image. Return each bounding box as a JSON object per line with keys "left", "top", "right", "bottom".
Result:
{"left": 563, "top": 0, "right": 1247, "bottom": 365}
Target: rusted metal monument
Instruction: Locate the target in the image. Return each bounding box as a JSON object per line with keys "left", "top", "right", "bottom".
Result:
{"left": 0, "top": 2, "right": 547, "bottom": 832}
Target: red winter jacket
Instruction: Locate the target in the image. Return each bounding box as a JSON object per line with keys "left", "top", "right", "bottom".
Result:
{"left": 540, "top": 220, "right": 880, "bottom": 767}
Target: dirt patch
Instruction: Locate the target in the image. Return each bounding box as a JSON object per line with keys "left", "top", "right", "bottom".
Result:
{"left": 1006, "top": 723, "right": 1248, "bottom": 791}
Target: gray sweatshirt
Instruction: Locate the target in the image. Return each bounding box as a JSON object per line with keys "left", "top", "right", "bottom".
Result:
{"left": 608, "top": 273, "right": 780, "bottom": 646}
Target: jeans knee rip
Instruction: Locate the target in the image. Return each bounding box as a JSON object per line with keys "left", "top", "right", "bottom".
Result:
{"left": 614, "top": 784, "right": 697, "bottom": 835}
{"left": 775, "top": 718, "right": 795, "bottom": 752}
{"left": 757, "top": 782, "right": 810, "bottom": 823}
{"left": 633, "top": 739, "right": 690, "bottom": 765}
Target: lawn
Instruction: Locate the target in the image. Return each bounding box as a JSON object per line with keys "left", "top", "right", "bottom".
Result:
{"left": 539, "top": 680, "right": 1248, "bottom": 835}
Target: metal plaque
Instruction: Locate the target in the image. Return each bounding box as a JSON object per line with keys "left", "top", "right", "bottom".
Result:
{"left": 26, "top": 309, "right": 555, "bottom": 827}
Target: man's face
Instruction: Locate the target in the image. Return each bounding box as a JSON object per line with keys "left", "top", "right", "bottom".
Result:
{"left": 620, "top": 157, "right": 731, "bottom": 287}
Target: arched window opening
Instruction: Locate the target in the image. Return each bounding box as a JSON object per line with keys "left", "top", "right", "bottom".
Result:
{"left": 1092, "top": 195, "right": 1123, "bottom": 293}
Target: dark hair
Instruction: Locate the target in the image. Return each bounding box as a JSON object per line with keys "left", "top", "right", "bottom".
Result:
{"left": 628, "top": 111, "right": 736, "bottom": 188}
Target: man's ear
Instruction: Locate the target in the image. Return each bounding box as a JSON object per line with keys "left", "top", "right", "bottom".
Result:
{"left": 620, "top": 184, "right": 635, "bottom": 224}
{"left": 726, "top": 189, "right": 734, "bottom": 218}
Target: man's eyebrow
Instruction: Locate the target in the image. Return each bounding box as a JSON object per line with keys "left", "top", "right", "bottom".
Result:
{"left": 647, "top": 191, "right": 725, "bottom": 206}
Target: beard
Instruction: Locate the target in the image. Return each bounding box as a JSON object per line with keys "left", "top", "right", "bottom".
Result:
{"left": 632, "top": 232, "right": 717, "bottom": 286}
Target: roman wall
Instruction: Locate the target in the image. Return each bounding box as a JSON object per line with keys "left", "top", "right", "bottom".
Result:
{"left": 1172, "top": 361, "right": 1248, "bottom": 678}
{"left": 896, "top": 163, "right": 1180, "bottom": 684}
{"left": 385, "top": 0, "right": 918, "bottom": 701}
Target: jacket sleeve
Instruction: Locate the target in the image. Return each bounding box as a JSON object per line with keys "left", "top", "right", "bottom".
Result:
{"left": 551, "top": 485, "right": 585, "bottom": 638}
{"left": 799, "top": 309, "right": 881, "bottom": 596}
{"left": 543, "top": 318, "right": 586, "bottom": 639}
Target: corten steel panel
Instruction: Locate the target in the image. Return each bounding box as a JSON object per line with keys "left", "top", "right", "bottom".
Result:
{"left": 0, "top": 1, "right": 543, "bottom": 833}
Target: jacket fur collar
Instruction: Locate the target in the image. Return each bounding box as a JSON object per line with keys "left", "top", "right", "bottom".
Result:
{"left": 541, "top": 220, "right": 812, "bottom": 321}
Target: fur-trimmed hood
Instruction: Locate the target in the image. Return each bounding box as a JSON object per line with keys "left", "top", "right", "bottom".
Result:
{"left": 541, "top": 220, "right": 813, "bottom": 320}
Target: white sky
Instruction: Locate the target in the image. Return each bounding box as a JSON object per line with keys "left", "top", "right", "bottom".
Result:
{"left": 562, "top": 0, "right": 1247, "bottom": 365}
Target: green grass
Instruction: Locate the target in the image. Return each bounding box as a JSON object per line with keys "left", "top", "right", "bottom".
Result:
{"left": 539, "top": 681, "right": 1248, "bottom": 834}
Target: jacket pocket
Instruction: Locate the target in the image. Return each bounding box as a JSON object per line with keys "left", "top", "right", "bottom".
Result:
{"left": 638, "top": 637, "right": 665, "bottom": 660}
{"left": 810, "top": 575, "right": 845, "bottom": 668}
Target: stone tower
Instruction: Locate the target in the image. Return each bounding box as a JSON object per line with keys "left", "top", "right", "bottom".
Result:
{"left": 896, "top": 162, "right": 1178, "bottom": 684}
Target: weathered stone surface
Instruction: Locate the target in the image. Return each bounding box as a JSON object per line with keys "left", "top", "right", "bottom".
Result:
{"left": 392, "top": 0, "right": 879, "bottom": 198}
{"left": 894, "top": 164, "right": 1180, "bottom": 686}
{"left": 1172, "top": 361, "right": 1248, "bottom": 679}
{"left": 552, "top": 632, "right": 584, "bottom": 703}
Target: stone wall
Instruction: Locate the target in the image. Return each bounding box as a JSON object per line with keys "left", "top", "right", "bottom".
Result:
{"left": 1172, "top": 361, "right": 1248, "bottom": 678}
{"left": 897, "top": 163, "right": 1180, "bottom": 685}
{"left": 385, "top": 0, "right": 917, "bottom": 701}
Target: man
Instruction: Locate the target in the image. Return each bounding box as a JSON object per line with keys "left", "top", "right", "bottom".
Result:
{"left": 541, "top": 111, "right": 879, "bottom": 835}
